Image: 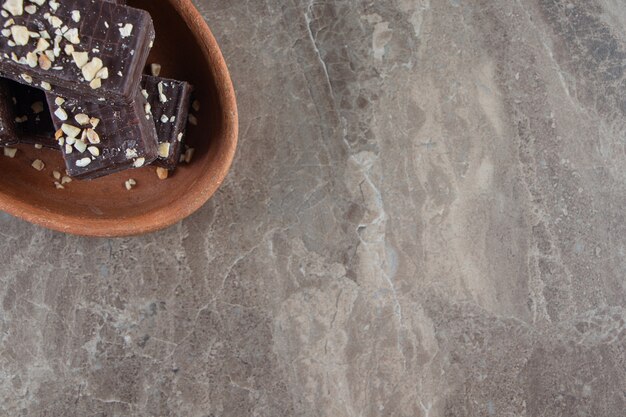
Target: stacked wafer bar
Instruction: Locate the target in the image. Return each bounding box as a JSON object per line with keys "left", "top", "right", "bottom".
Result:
{"left": 0, "top": 0, "right": 194, "bottom": 180}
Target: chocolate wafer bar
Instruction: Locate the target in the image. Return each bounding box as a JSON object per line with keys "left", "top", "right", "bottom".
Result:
{"left": 141, "top": 75, "right": 192, "bottom": 169}
{"left": 47, "top": 90, "right": 158, "bottom": 179}
{"left": 8, "top": 80, "right": 56, "bottom": 148}
{"left": 0, "top": 0, "right": 154, "bottom": 103}
{"left": 0, "top": 78, "right": 17, "bottom": 145}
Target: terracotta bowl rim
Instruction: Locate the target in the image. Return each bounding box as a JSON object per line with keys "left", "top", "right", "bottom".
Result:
{"left": 0, "top": 0, "right": 238, "bottom": 237}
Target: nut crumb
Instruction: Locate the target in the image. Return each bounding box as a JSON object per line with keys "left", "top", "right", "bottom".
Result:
{"left": 31, "top": 159, "right": 45, "bottom": 171}
{"left": 124, "top": 178, "right": 136, "bottom": 190}
{"left": 150, "top": 63, "right": 161, "bottom": 77}
{"left": 3, "top": 147, "right": 17, "bottom": 158}
{"left": 156, "top": 167, "right": 169, "bottom": 180}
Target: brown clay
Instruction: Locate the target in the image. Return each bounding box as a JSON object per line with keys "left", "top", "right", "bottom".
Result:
{"left": 0, "top": 0, "right": 238, "bottom": 237}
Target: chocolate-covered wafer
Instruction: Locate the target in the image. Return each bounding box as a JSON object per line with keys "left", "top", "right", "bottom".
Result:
{"left": 0, "top": 0, "right": 154, "bottom": 103}
{"left": 8, "top": 81, "right": 56, "bottom": 148}
{"left": 0, "top": 78, "right": 17, "bottom": 145}
{"left": 47, "top": 90, "right": 159, "bottom": 179}
{"left": 141, "top": 75, "right": 192, "bottom": 169}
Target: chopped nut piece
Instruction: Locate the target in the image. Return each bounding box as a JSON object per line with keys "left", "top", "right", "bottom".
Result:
{"left": 34, "top": 143, "right": 42, "bottom": 149}
{"left": 40, "top": 81, "right": 51, "bottom": 90}
{"left": 160, "top": 114, "right": 168, "bottom": 123}
{"left": 157, "top": 82, "right": 167, "bottom": 103}
{"left": 11, "top": 25, "right": 29, "bottom": 45}
{"left": 38, "top": 54, "right": 52, "bottom": 70}
{"left": 74, "top": 113, "right": 89, "bottom": 125}
{"left": 64, "top": 44, "right": 74, "bottom": 55}
{"left": 132, "top": 158, "right": 145, "bottom": 168}
{"left": 87, "top": 146, "right": 99, "bottom": 156}
{"left": 54, "top": 181, "right": 64, "bottom": 189}
{"left": 119, "top": 23, "right": 133, "bottom": 38}
{"left": 52, "top": 170, "right": 61, "bottom": 180}
{"left": 34, "top": 38, "right": 49, "bottom": 53}
{"left": 156, "top": 167, "right": 169, "bottom": 180}
{"left": 54, "top": 97, "right": 65, "bottom": 106}
{"left": 75, "top": 157, "right": 91, "bottom": 167}
{"left": 2, "top": 0, "right": 23, "bottom": 16}
{"left": 49, "top": 15, "right": 62, "bottom": 28}
{"left": 125, "top": 148, "right": 138, "bottom": 159}
{"left": 96, "top": 67, "right": 108, "bottom": 80}
{"left": 74, "top": 140, "right": 87, "bottom": 153}
{"left": 31, "top": 159, "right": 44, "bottom": 171}
{"left": 150, "top": 63, "right": 161, "bottom": 76}
{"left": 24, "top": 4, "right": 35, "bottom": 14}
{"left": 188, "top": 114, "right": 198, "bottom": 126}
{"left": 184, "top": 148, "right": 195, "bottom": 163}
{"left": 72, "top": 51, "right": 89, "bottom": 68}
{"left": 25, "top": 52, "right": 37, "bottom": 68}
{"left": 20, "top": 73, "right": 32, "bottom": 83}
{"left": 63, "top": 28, "right": 80, "bottom": 44}
{"left": 141, "top": 89, "right": 149, "bottom": 99}
{"left": 54, "top": 107, "right": 67, "bottom": 121}
{"left": 192, "top": 100, "right": 201, "bottom": 112}
{"left": 54, "top": 128, "right": 63, "bottom": 140}
{"left": 89, "top": 117, "right": 100, "bottom": 128}
{"left": 71, "top": 10, "right": 80, "bottom": 22}
{"left": 177, "top": 132, "right": 183, "bottom": 142}
{"left": 81, "top": 58, "right": 103, "bottom": 82}
{"left": 61, "top": 123, "right": 81, "bottom": 138}
{"left": 64, "top": 144, "right": 72, "bottom": 154}
{"left": 85, "top": 128, "right": 100, "bottom": 144}
{"left": 61, "top": 176, "right": 72, "bottom": 184}
{"left": 158, "top": 143, "right": 170, "bottom": 158}
{"left": 3, "top": 147, "right": 17, "bottom": 158}
{"left": 89, "top": 77, "right": 101, "bottom": 89}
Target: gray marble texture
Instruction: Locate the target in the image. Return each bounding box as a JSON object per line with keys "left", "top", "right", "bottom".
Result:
{"left": 2, "top": 0, "right": 626, "bottom": 415}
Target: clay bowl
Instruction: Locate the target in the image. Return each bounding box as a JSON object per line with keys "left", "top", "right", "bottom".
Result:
{"left": 0, "top": 0, "right": 237, "bottom": 237}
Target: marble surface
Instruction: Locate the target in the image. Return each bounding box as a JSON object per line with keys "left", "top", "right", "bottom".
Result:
{"left": 2, "top": 0, "right": 626, "bottom": 415}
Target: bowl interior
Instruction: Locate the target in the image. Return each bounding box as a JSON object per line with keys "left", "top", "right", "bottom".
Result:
{"left": 0, "top": 0, "right": 235, "bottom": 235}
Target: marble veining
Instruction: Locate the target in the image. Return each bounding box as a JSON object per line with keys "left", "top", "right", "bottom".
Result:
{"left": 1, "top": 0, "right": 626, "bottom": 415}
